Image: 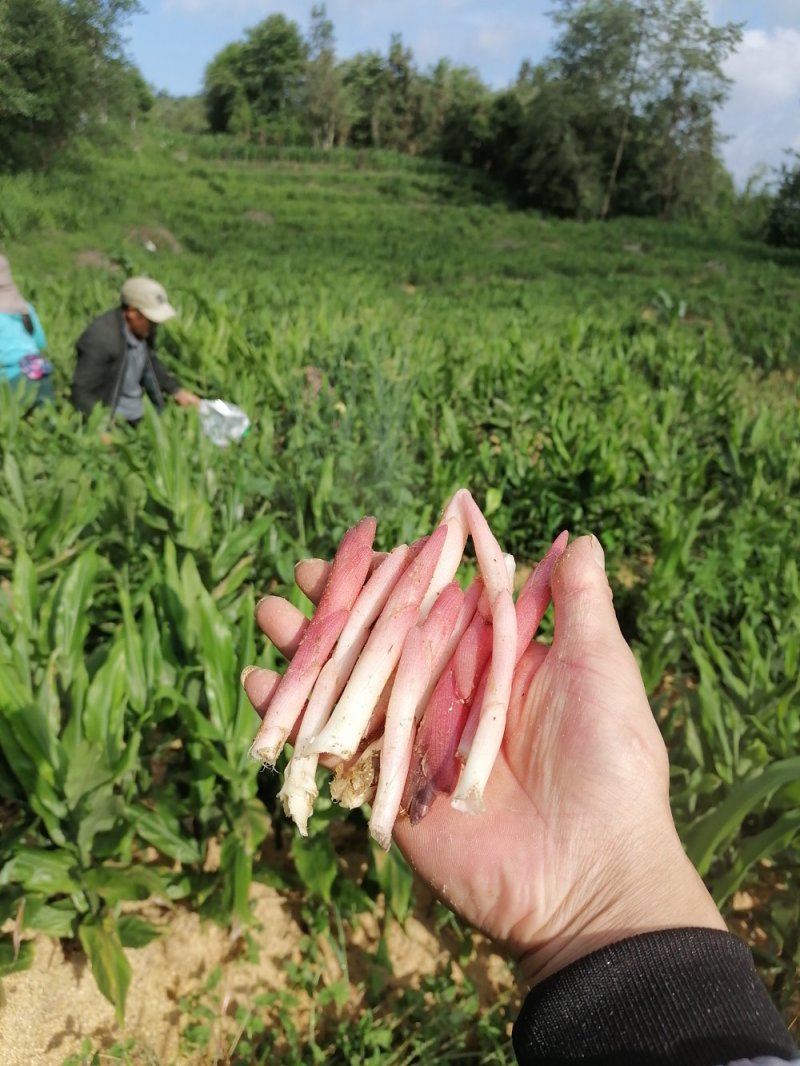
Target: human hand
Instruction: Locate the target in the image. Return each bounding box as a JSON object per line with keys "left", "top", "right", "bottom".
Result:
{"left": 244, "top": 535, "right": 726, "bottom": 984}
{"left": 174, "top": 387, "right": 201, "bottom": 407}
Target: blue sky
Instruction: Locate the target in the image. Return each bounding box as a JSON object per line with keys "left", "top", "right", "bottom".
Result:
{"left": 125, "top": 1, "right": 800, "bottom": 186}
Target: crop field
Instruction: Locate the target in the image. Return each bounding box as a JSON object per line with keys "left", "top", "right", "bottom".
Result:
{"left": 0, "top": 129, "right": 799, "bottom": 1062}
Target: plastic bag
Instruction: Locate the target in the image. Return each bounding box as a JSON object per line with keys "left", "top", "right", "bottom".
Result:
{"left": 198, "top": 398, "right": 251, "bottom": 447}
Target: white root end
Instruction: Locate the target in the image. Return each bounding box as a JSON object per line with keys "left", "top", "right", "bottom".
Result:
{"left": 370, "top": 824, "right": 392, "bottom": 852}
{"left": 450, "top": 785, "right": 485, "bottom": 816}
{"left": 250, "top": 732, "right": 287, "bottom": 768}
{"left": 278, "top": 759, "right": 319, "bottom": 836}
{"left": 330, "top": 739, "right": 382, "bottom": 808}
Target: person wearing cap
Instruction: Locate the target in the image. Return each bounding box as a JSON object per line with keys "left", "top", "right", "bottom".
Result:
{"left": 71, "top": 276, "right": 200, "bottom": 422}
{"left": 0, "top": 254, "right": 54, "bottom": 409}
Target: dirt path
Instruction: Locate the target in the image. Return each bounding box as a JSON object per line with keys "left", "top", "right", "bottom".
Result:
{"left": 0, "top": 878, "right": 518, "bottom": 1064}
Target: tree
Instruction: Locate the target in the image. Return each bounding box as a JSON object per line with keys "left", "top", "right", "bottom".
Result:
{"left": 377, "top": 34, "right": 423, "bottom": 153}
{"left": 340, "top": 51, "right": 385, "bottom": 147}
{"left": 304, "top": 4, "right": 344, "bottom": 149}
{"left": 419, "top": 60, "right": 491, "bottom": 166}
{"left": 151, "top": 92, "right": 207, "bottom": 136}
{"left": 203, "top": 14, "right": 307, "bottom": 142}
{"left": 0, "top": 0, "right": 143, "bottom": 171}
{"left": 204, "top": 43, "right": 247, "bottom": 134}
{"left": 513, "top": 69, "right": 610, "bottom": 216}
{"left": 548, "top": 0, "right": 742, "bottom": 219}
{"left": 767, "top": 156, "right": 800, "bottom": 248}
{"left": 239, "top": 14, "right": 307, "bottom": 122}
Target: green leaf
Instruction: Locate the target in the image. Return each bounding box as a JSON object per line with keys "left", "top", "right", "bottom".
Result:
{"left": 712, "top": 810, "right": 800, "bottom": 906}
{"left": 370, "top": 842, "right": 414, "bottom": 923}
{"left": 76, "top": 794, "right": 127, "bottom": 866}
{"left": 193, "top": 584, "right": 237, "bottom": 736}
{"left": 0, "top": 937, "right": 34, "bottom": 978}
{"left": 684, "top": 758, "right": 800, "bottom": 875}
{"left": 79, "top": 915, "right": 132, "bottom": 1024}
{"left": 23, "top": 897, "right": 78, "bottom": 938}
{"left": 291, "top": 833, "right": 338, "bottom": 904}
{"left": 117, "top": 915, "right": 162, "bottom": 949}
{"left": 220, "top": 831, "right": 253, "bottom": 925}
{"left": 139, "top": 593, "right": 161, "bottom": 698}
{"left": 63, "top": 741, "right": 117, "bottom": 811}
{"left": 211, "top": 512, "right": 271, "bottom": 582}
{"left": 118, "top": 581, "right": 148, "bottom": 715}
{"left": 484, "top": 486, "right": 502, "bottom": 518}
{"left": 82, "top": 642, "right": 129, "bottom": 758}
{"left": 311, "top": 453, "right": 335, "bottom": 526}
{"left": 48, "top": 552, "right": 104, "bottom": 690}
{"left": 82, "top": 865, "right": 168, "bottom": 905}
{"left": 11, "top": 549, "right": 37, "bottom": 637}
{"left": 133, "top": 802, "right": 202, "bottom": 865}
{"left": 3, "top": 453, "right": 26, "bottom": 514}
{"left": 0, "top": 847, "right": 80, "bottom": 895}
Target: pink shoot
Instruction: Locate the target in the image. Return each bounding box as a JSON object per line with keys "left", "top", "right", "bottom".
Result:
{"left": 368, "top": 582, "right": 465, "bottom": 850}
{"left": 250, "top": 515, "right": 377, "bottom": 765}
{"left": 457, "top": 530, "right": 569, "bottom": 761}
{"left": 401, "top": 607, "right": 494, "bottom": 824}
{"left": 307, "top": 524, "right": 449, "bottom": 761}
{"left": 246, "top": 489, "right": 562, "bottom": 846}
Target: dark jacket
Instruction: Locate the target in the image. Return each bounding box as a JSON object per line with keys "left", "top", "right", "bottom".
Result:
{"left": 71, "top": 307, "right": 179, "bottom": 418}
{"left": 512, "top": 928, "right": 798, "bottom": 1065}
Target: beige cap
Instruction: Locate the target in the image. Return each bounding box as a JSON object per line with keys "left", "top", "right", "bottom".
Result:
{"left": 120, "top": 276, "right": 177, "bottom": 323}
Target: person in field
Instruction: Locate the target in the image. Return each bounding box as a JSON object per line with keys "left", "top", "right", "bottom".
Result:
{"left": 247, "top": 534, "right": 798, "bottom": 1066}
{"left": 0, "top": 254, "right": 54, "bottom": 409}
{"left": 71, "top": 276, "right": 200, "bottom": 423}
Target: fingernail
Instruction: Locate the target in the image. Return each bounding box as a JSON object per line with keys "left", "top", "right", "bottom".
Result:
{"left": 255, "top": 596, "right": 270, "bottom": 612}
{"left": 240, "top": 665, "right": 257, "bottom": 686}
{"left": 589, "top": 535, "right": 606, "bottom": 571}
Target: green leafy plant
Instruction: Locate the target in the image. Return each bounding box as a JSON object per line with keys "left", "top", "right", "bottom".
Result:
{"left": 0, "top": 130, "right": 797, "bottom": 1045}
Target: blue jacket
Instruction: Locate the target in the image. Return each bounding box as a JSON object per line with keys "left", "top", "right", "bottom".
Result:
{"left": 0, "top": 304, "right": 47, "bottom": 381}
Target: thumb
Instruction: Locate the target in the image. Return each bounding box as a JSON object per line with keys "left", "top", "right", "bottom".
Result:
{"left": 550, "top": 535, "right": 630, "bottom": 665}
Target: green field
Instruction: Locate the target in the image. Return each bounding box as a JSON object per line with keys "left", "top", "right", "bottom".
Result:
{"left": 1, "top": 128, "right": 799, "bottom": 1062}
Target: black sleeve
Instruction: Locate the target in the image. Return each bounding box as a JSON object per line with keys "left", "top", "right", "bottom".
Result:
{"left": 512, "top": 928, "right": 798, "bottom": 1066}
{"left": 71, "top": 318, "right": 115, "bottom": 416}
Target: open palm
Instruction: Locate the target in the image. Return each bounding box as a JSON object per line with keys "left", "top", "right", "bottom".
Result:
{"left": 244, "top": 534, "right": 724, "bottom": 982}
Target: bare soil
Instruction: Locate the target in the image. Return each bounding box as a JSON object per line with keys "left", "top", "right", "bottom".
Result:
{"left": 0, "top": 869, "right": 518, "bottom": 1065}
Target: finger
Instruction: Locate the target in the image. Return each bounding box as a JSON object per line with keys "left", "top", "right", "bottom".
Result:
{"left": 550, "top": 535, "right": 630, "bottom": 664}
{"left": 296, "top": 551, "right": 390, "bottom": 605}
{"left": 241, "top": 665, "right": 281, "bottom": 718}
{"left": 295, "top": 558, "right": 330, "bottom": 604}
{"left": 506, "top": 641, "right": 549, "bottom": 735}
{"left": 256, "top": 596, "right": 310, "bottom": 659}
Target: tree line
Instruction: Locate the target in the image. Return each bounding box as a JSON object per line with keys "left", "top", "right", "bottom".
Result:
{"left": 0, "top": 0, "right": 152, "bottom": 172}
{"left": 202, "top": 2, "right": 745, "bottom": 222}
{"left": 2, "top": 0, "right": 800, "bottom": 240}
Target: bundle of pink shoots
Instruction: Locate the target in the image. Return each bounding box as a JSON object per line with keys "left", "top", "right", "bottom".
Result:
{"left": 248, "top": 489, "right": 567, "bottom": 850}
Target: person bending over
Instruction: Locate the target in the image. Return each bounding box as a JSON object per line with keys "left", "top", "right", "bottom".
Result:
{"left": 71, "top": 276, "right": 199, "bottom": 424}
{"left": 246, "top": 533, "right": 799, "bottom": 1066}
{"left": 0, "top": 255, "right": 54, "bottom": 409}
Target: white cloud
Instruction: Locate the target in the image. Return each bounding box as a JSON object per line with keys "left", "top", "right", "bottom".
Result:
{"left": 724, "top": 27, "right": 800, "bottom": 111}
{"left": 718, "top": 27, "right": 800, "bottom": 184}
{"left": 413, "top": 11, "right": 550, "bottom": 81}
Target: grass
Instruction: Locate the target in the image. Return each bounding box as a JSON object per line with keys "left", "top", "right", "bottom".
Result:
{"left": 0, "top": 119, "right": 798, "bottom": 1058}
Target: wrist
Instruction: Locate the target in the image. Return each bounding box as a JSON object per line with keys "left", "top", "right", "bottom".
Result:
{"left": 516, "top": 827, "right": 727, "bottom": 986}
